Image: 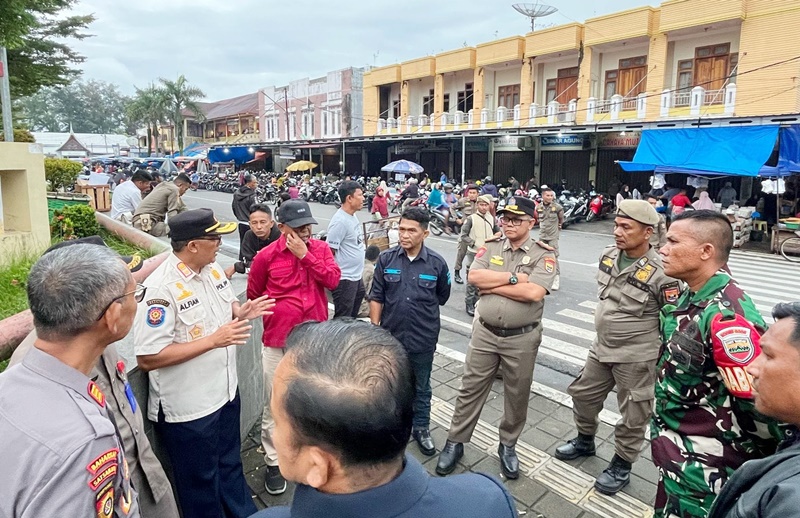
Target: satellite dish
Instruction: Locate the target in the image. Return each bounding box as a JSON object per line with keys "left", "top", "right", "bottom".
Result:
{"left": 512, "top": 3, "right": 558, "bottom": 32}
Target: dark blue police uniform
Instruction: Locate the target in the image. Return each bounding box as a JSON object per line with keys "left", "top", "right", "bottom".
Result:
{"left": 369, "top": 244, "right": 450, "bottom": 429}
{"left": 248, "top": 454, "right": 516, "bottom": 518}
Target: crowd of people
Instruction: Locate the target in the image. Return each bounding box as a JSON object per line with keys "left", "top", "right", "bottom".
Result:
{"left": 2, "top": 166, "right": 800, "bottom": 518}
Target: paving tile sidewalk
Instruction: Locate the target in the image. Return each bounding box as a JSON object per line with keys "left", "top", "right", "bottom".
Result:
{"left": 243, "top": 351, "right": 658, "bottom": 518}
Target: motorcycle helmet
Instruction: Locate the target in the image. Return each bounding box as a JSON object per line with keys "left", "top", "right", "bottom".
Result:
{"left": 484, "top": 176, "right": 492, "bottom": 183}
{"left": 444, "top": 183, "right": 454, "bottom": 191}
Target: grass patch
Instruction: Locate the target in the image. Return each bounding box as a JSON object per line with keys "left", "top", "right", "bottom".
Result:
{"left": 0, "top": 253, "right": 38, "bottom": 321}
{"left": 99, "top": 229, "right": 156, "bottom": 260}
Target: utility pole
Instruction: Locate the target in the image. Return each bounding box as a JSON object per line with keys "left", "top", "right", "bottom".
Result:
{"left": 283, "top": 87, "right": 290, "bottom": 141}
{"left": 0, "top": 47, "right": 13, "bottom": 142}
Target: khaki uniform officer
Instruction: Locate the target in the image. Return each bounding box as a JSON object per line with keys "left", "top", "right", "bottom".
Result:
{"left": 437, "top": 196, "right": 556, "bottom": 480}
{"left": 452, "top": 185, "right": 479, "bottom": 284}
{"left": 535, "top": 188, "right": 564, "bottom": 290}
{"left": 132, "top": 174, "right": 191, "bottom": 237}
{"left": 555, "top": 199, "right": 681, "bottom": 495}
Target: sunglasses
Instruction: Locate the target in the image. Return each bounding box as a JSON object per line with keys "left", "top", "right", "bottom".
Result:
{"left": 96, "top": 284, "right": 147, "bottom": 321}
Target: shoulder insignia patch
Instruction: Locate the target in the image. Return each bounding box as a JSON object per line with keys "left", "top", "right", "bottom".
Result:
{"left": 87, "top": 449, "right": 119, "bottom": 475}
{"left": 599, "top": 256, "right": 614, "bottom": 274}
{"left": 475, "top": 246, "right": 487, "bottom": 259}
{"left": 716, "top": 325, "right": 755, "bottom": 364}
{"left": 88, "top": 464, "right": 118, "bottom": 491}
{"left": 176, "top": 262, "right": 193, "bottom": 279}
{"left": 544, "top": 257, "right": 556, "bottom": 273}
{"left": 211, "top": 268, "right": 221, "bottom": 280}
{"left": 95, "top": 482, "right": 114, "bottom": 518}
{"left": 490, "top": 255, "right": 504, "bottom": 266}
{"left": 146, "top": 298, "right": 170, "bottom": 307}
{"left": 634, "top": 264, "right": 655, "bottom": 283}
{"left": 87, "top": 381, "right": 105, "bottom": 407}
{"left": 146, "top": 305, "right": 167, "bottom": 328}
{"left": 661, "top": 282, "right": 680, "bottom": 304}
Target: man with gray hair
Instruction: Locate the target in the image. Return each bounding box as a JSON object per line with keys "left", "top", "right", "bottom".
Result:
{"left": 0, "top": 244, "right": 141, "bottom": 517}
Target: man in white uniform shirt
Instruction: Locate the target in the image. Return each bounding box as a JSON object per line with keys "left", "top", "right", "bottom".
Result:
{"left": 133, "top": 208, "right": 274, "bottom": 518}
{"left": 110, "top": 171, "right": 154, "bottom": 223}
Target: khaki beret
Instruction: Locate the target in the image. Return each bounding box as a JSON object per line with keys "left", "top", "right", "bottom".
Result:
{"left": 617, "top": 199, "right": 659, "bottom": 226}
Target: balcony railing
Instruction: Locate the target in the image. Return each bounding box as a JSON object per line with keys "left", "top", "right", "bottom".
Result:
{"left": 660, "top": 84, "right": 737, "bottom": 117}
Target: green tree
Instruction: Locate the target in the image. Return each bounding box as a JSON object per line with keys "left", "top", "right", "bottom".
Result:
{"left": 0, "top": 0, "right": 94, "bottom": 102}
{"left": 0, "top": 128, "right": 35, "bottom": 142}
{"left": 127, "top": 84, "right": 168, "bottom": 156}
{"left": 160, "top": 75, "right": 205, "bottom": 154}
{"left": 44, "top": 157, "right": 81, "bottom": 191}
{"left": 20, "top": 80, "right": 132, "bottom": 134}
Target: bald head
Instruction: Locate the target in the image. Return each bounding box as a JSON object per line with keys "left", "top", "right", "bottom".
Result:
{"left": 672, "top": 210, "right": 733, "bottom": 262}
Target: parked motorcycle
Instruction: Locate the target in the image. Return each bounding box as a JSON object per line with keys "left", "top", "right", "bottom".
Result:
{"left": 560, "top": 190, "right": 588, "bottom": 229}
{"left": 586, "top": 193, "right": 614, "bottom": 222}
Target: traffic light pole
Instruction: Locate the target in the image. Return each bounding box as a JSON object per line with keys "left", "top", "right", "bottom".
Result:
{"left": 0, "top": 47, "right": 13, "bottom": 142}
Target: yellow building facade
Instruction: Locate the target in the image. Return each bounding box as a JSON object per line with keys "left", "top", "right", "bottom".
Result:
{"left": 363, "top": 0, "right": 800, "bottom": 136}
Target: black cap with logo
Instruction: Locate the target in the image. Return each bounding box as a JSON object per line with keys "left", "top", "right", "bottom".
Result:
{"left": 277, "top": 200, "right": 318, "bottom": 228}
{"left": 498, "top": 196, "right": 536, "bottom": 218}
{"left": 168, "top": 208, "right": 237, "bottom": 241}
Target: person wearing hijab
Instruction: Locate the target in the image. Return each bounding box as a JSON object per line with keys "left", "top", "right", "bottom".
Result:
{"left": 692, "top": 191, "right": 717, "bottom": 211}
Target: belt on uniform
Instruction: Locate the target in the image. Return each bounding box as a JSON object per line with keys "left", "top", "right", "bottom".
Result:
{"left": 479, "top": 318, "right": 538, "bottom": 338}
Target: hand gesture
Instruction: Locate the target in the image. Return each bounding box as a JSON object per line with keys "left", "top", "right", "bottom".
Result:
{"left": 285, "top": 230, "right": 308, "bottom": 259}
{"left": 212, "top": 318, "right": 253, "bottom": 348}
{"left": 239, "top": 295, "right": 276, "bottom": 321}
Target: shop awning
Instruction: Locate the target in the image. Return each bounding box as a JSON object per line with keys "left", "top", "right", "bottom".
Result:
{"left": 618, "top": 126, "right": 779, "bottom": 177}
{"left": 759, "top": 125, "right": 800, "bottom": 177}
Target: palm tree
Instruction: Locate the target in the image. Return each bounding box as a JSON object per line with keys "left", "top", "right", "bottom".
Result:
{"left": 160, "top": 75, "right": 205, "bottom": 154}
{"left": 127, "top": 84, "right": 168, "bottom": 156}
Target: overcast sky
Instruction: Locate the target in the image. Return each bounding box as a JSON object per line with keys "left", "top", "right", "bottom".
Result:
{"left": 69, "top": 0, "right": 653, "bottom": 101}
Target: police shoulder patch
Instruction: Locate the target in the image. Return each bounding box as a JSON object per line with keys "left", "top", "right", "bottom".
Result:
{"left": 87, "top": 381, "right": 105, "bottom": 407}
{"left": 146, "top": 305, "right": 167, "bottom": 327}
{"left": 87, "top": 448, "right": 119, "bottom": 475}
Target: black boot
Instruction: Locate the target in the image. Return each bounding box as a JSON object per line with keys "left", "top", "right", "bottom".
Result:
{"left": 594, "top": 454, "right": 632, "bottom": 495}
{"left": 435, "top": 440, "right": 463, "bottom": 476}
{"left": 498, "top": 443, "right": 519, "bottom": 479}
{"left": 554, "top": 433, "right": 596, "bottom": 461}
{"left": 454, "top": 270, "right": 464, "bottom": 284}
{"left": 466, "top": 303, "right": 475, "bottom": 317}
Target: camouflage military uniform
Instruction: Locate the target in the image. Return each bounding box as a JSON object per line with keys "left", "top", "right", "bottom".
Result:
{"left": 651, "top": 270, "right": 785, "bottom": 518}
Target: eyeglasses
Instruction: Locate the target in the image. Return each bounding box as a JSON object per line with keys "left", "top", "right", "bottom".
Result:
{"left": 96, "top": 284, "right": 147, "bottom": 321}
{"left": 500, "top": 216, "right": 531, "bottom": 227}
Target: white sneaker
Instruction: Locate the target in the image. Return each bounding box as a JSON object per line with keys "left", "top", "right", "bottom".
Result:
{"left": 552, "top": 275, "right": 560, "bottom": 291}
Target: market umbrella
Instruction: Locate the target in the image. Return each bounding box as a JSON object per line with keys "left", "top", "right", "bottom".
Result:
{"left": 158, "top": 159, "right": 178, "bottom": 176}
{"left": 196, "top": 159, "right": 208, "bottom": 175}
{"left": 381, "top": 159, "right": 424, "bottom": 174}
{"left": 286, "top": 160, "right": 318, "bottom": 172}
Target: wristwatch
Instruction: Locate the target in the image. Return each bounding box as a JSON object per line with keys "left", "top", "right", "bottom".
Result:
{"left": 509, "top": 274, "right": 518, "bottom": 285}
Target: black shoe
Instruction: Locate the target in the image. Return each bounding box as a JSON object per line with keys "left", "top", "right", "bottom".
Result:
{"left": 466, "top": 304, "right": 475, "bottom": 317}
{"left": 498, "top": 443, "right": 519, "bottom": 479}
{"left": 264, "top": 465, "right": 287, "bottom": 495}
{"left": 412, "top": 428, "right": 436, "bottom": 456}
{"left": 594, "top": 454, "right": 632, "bottom": 495}
{"left": 554, "top": 434, "right": 596, "bottom": 461}
{"left": 454, "top": 271, "right": 464, "bottom": 284}
{"left": 435, "top": 440, "right": 463, "bottom": 476}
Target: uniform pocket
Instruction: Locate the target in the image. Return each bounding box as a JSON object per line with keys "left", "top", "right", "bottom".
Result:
{"left": 623, "top": 385, "right": 655, "bottom": 428}
{"left": 618, "top": 284, "right": 649, "bottom": 317}
{"left": 384, "top": 273, "right": 401, "bottom": 283}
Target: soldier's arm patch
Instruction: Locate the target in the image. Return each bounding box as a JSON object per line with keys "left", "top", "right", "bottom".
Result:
{"left": 711, "top": 313, "right": 761, "bottom": 399}
{"left": 146, "top": 305, "right": 167, "bottom": 328}
{"left": 544, "top": 257, "right": 556, "bottom": 273}
{"left": 88, "top": 464, "right": 118, "bottom": 491}
{"left": 86, "top": 448, "right": 119, "bottom": 475}
{"left": 661, "top": 282, "right": 680, "bottom": 304}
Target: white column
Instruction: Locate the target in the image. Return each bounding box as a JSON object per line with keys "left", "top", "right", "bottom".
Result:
{"left": 724, "top": 83, "right": 737, "bottom": 115}
{"left": 610, "top": 94, "right": 623, "bottom": 121}
{"left": 567, "top": 99, "right": 577, "bottom": 122}
{"left": 586, "top": 98, "right": 596, "bottom": 122}
{"left": 690, "top": 86, "right": 705, "bottom": 116}
{"left": 660, "top": 90, "right": 671, "bottom": 118}
{"left": 637, "top": 93, "right": 647, "bottom": 119}
{"left": 529, "top": 103, "right": 539, "bottom": 125}
{"left": 377, "top": 119, "right": 385, "bottom": 133}
{"left": 547, "top": 101, "right": 558, "bottom": 124}
{"left": 495, "top": 106, "right": 505, "bottom": 127}
{"left": 406, "top": 116, "right": 413, "bottom": 133}
{"left": 513, "top": 104, "right": 521, "bottom": 127}
{"left": 467, "top": 109, "right": 474, "bottom": 129}
{"left": 480, "top": 108, "right": 489, "bottom": 129}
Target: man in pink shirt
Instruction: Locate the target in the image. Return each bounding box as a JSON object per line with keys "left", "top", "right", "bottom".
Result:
{"left": 247, "top": 200, "right": 341, "bottom": 495}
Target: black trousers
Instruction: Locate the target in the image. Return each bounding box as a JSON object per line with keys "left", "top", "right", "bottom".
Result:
{"left": 237, "top": 224, "right": 249, "bottom": 260}
{"left": 331, "top": 278, "right": 366, "bottom": 318}
{"left": 155, "top": 393, "right": 256, "bottom": 518}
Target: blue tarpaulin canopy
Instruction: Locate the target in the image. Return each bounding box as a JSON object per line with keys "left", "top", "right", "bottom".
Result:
{"left": 759, "top": 125, "right": 800, "bottom": 177}
{"left": 618, "top": 126, "right": 779, "bottom": 177}
{"left": 208, "top": 146, "right": 255, "bottom": 165}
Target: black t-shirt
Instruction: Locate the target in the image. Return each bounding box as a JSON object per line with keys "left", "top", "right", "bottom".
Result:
{"left": 241, "top": 226, "right": 281, "bottom": 267}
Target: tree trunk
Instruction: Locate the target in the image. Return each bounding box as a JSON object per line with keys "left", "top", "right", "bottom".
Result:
{"left": 0, "top": 310, "right": 33, "bottom": 362}
{"left": 146, "top": 125, "right": 152, "bottom": 157}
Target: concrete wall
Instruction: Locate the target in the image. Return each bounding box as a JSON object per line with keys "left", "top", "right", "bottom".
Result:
{"left": 0, "top": 143, "right": 50, "bottom": 266}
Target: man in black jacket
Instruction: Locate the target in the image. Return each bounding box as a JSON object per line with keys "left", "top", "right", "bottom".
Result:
{"left": 707, "top": 302, "right": 799, "bottom": 518}
{"left": 225, "top": 203, "right": 281, "bottom": 279}
{"left": 232, "top": 174, "right": 258, "bottom": 246}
